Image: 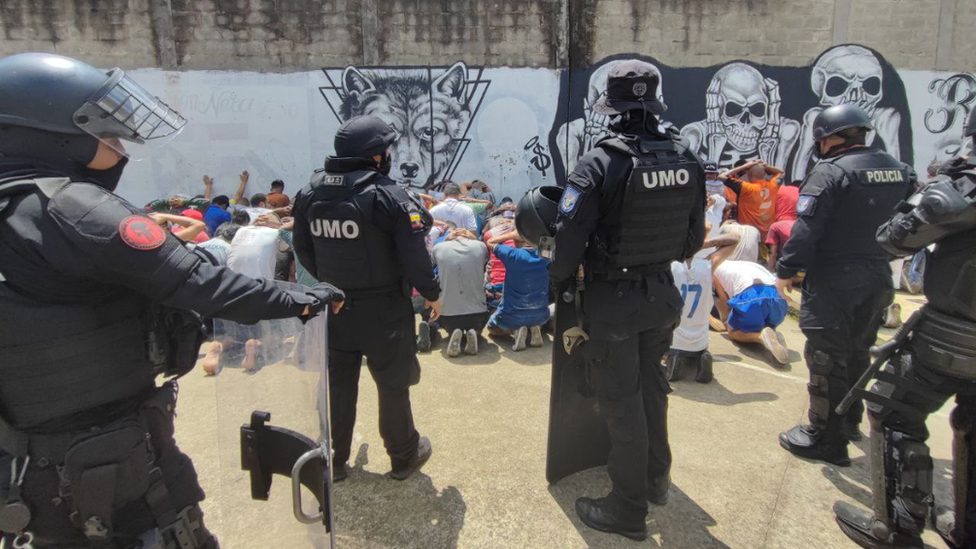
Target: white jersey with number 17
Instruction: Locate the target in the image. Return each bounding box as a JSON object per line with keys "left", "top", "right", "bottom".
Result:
{"left": 670, "top": 257, "right": 714, "bottom": 353}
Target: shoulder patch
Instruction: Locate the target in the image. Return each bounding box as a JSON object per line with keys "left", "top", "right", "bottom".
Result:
{"left": 559, "top": 185, "right": 583, "bottom": 218}
{"left": 408, "top": 210, "right": 424, "bottom": 232}
{"left": 119, "top": 215, "right": 166, "bottom": 250}
{"left": 323, "top": 175, "right": 344, "bottom": 186}
{"left": 796, "top": 195, "right": 817, "bottom": 217}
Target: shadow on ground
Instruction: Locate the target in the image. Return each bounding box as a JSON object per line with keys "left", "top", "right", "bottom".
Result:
{"left": 548, "top": 468, "right": 732, "bottom": 548}
{"left": 720, "top": 337, "right": 800, "bottom": 371}
{"left": 333, "top": 444, "right": 467, "bottom": 549}
{"left": 670, "top": 377, "right": 779, "bottom": 407}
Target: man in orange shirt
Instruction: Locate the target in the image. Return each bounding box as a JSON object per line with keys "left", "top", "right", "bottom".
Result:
{"left": 719, "top": 159, "right": 783, "bottom": 240}
{"left": 266, "top": 179, "right": 290, "bottom": 209}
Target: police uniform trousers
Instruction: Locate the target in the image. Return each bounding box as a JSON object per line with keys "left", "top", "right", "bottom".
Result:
{"left": 0, "top": 387, "right": 216, "bottom": 548}
{"left": 799, "top": 263, "right": 894, "bottom": 445}
{"left": 581, "top": 277, "right": 678, "bottom": 521}
{"left": 327, "top": 292, "right": 421, "bottom": 467}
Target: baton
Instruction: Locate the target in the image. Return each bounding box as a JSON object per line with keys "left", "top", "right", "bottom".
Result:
{"left": 835, "top": 309, "right": 923, "bottom": 416}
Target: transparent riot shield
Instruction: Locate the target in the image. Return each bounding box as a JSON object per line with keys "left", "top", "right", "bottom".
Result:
{"left": 199, "top": 298, "right": 335, "bottom": 548}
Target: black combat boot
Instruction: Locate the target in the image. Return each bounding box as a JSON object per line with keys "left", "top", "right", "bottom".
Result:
{"left": 390, "top": 436, "right": 433, "bottom": 480}
{"left": 648, "top": 475, "right": 670, "bottom": 506}
{"left": 575, "top": 497, "right": 647, "bottom": 541}
{"left": 834, "top": 501, "right": 923, "bottom": 549}
{"left": 333, "top": 461, "right": 349, "bottom": 482}
{"left": 779, "top": 425, "right": 851, "bottom": 466}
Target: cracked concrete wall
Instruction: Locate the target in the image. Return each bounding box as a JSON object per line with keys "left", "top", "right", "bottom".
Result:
{"left": 0, "top": 0, "right": 971, "bottom": 72}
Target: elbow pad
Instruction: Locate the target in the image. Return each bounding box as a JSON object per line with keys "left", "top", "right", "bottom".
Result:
{"left": 915, "top": 181, "right": 972, "bottom": 224}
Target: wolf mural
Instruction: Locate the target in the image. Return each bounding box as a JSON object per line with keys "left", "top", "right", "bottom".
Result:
{"left": 320, "top": 63, "right": 490, "bottom": 189}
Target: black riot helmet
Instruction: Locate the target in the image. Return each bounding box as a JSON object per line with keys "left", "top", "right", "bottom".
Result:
{"left": 811, "top": 104, "right": 874, "bottom": 142}
{"left": 334, "top": 115, "right": 397, "bottom": 159}
{"left": 515, "top": 186, "right": 562, "bottom": 259}
{"left": 0, "top": 53, "right": 186, "bottom": 165}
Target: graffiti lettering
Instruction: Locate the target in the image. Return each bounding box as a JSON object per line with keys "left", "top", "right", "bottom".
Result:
{"left": 180, "top": 91, "right": 256, "bottom": 117}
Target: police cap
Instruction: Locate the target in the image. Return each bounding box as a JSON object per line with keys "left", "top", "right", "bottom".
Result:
{"left": 334, "top": 115, "right": 397, "bottom": 158}
{"left": 515, "top": 186, "right": 562, "bottom": 248}
{"left": 591, "top": 60, "right": 667, "bottom": 116}
{"left": 811, "top": 104, "right": 874, "bottom": 142}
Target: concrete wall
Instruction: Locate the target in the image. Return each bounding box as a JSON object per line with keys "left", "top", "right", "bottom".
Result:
{"left": 0, "top": 0, "right": 973, "bottom": 72}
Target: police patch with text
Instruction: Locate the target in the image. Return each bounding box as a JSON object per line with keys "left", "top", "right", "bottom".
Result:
{"left": 855, "top": 168, "right": 909, "bottom": 185}
{"left": 323, "top": 175, "right": 344, "bottom": 186}
{"left": 631, "top": 162, "right": 699, "bottom": 192}
{"left": 310, "top": 218, "right": 361, "bottom": 239}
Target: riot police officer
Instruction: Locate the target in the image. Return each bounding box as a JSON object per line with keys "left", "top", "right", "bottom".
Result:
{"left": 0, "top": 54, "right": 344, "bottom": 548}
{"left": 832, "top": 108, "right": 976, "bottom": 549}
{"left": 544, "top": 60, "right": 706, "bottom": 540}
{"left": 776, "top": 104, "right": 914, "bottom": 466}
{"left": 292, "top": 115, "right": 441, "bottom": 483}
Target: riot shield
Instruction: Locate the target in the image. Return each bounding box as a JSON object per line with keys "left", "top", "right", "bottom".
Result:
{"left": 201, "top": 301, "right": 335, "bottom": 547}
{"left": 546, "top": 287, "right": 611, "bottom": 484}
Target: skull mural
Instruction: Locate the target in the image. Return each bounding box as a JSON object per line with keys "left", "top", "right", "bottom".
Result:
{"left": 556, "top": 59, "right": 668, "bottom": 175}
{"left": 812, "top": 45, "right": 884, "bottom": 116}
{"left": 791, "top": 45, "right": 902, "bottom": 180}
{"left": 680, "top": 63, "right": 800, "bottom": 170}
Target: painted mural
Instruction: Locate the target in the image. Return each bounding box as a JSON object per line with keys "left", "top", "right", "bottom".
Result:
{"left": 117, "top": 46, "right": 969, "bottom": 209}
{"left": 549, "top": 45, "right": 913, "bottom": 184}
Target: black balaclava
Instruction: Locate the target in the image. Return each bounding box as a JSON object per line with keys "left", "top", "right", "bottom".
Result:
{"left": 78, "top": 155, "right": 129, "bottom": 191}
{"left": 377, "top": 150, "right": 392, "bottom": 176}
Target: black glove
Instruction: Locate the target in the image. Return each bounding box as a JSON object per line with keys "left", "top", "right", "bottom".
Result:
{"left": 303, "top": 282, "right": 345, "bottom": 319}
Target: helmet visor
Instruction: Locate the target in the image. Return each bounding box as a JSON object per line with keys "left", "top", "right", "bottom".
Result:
{"left": 73, "top": 70, "right": 186, "bottom": 161}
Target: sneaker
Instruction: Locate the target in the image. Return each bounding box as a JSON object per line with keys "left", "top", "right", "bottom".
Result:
{"left": 883, "top": 303, "right": 903, "bottom": 329}
{"left": 390, "top": 436, "right": 433, "bottom": 481}
{"left": 464, "top": 329, "right": 478, "bottom": 355}
{"left": 529, "top": 325, "right": 544, "bottom": 347}
{"left": 513, "top": 326, "right": 528, "bottom": 351}
{"left": 447, "top": 329, "right": 463, "bottom": 357}
{"left": 417, "top": 321, "right": 431, "bottom": 352}
{"left": 761, "top": 328, "right": 789, "bottom": 365}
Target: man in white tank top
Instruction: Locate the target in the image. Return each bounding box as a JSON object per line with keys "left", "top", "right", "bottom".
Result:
{"left": 666, "top": 258, "right": 715, "bottom": 382}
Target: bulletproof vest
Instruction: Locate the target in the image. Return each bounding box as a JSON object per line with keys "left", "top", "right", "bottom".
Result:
{"left": 924, "top": 171, "right": 976, "bottom": 322}
{"left": 598, "top": 136, "right": 702, "bottom": 270}
{"left": 816, "top": 149, "right": 911, "bottom": 264}
{"left": 0, "top": 178, "right": 155, "bottom": 431}
{"left": 303, "top": 169, "right": 402, "bottom": 294}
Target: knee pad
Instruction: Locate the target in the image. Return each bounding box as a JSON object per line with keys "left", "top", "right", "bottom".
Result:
{"left": 804, "top": 343, "right": 834, "bottom": 376}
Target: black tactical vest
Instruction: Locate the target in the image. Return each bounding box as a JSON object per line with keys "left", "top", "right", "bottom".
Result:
{"left": 816, "top": 150, "right": 911, "bottom": 264}
{"left": 598, "top": 136, "right": 702, "bottom": 270}
{"left": 0, "top": 179, "right": 155, "bottom": 431}
{"left": 303, "top": 169, "right": 402, "bottom": 294}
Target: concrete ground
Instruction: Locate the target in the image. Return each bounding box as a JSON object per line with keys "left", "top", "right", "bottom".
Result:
{"left": 175, "top": 290, "right": 954, "bottom": 549}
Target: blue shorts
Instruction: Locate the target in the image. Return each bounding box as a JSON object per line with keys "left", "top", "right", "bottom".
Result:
{"left": 727, "top": 284, "right": 788, "bottom": 333}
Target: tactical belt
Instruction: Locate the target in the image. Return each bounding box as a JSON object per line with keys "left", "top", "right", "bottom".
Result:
{"left": 588, "top": 265, "right": 670, "bottom": 283}
{"left": 915, "top": 308, "right": 976, "bottom": 380}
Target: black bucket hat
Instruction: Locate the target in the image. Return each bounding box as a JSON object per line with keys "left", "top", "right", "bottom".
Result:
{"left": 592, "top": 60, "right": 667, "bottom": 116}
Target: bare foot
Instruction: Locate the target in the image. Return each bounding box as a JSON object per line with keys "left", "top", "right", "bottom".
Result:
{"left": 708, "top": 316, "right": 727, "bottom": 333}
{"left": 242, "top": 339, "right": 261, "bottom": 372}
{"left": 202, "top": 342, "right": 223, "bottom": 376}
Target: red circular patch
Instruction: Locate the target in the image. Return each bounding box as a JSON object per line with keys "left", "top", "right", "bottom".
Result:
{"left": 119, "top": 215, "right": 166, "bottom": 250}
